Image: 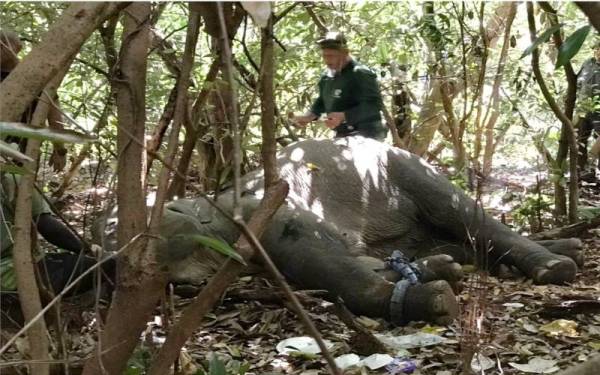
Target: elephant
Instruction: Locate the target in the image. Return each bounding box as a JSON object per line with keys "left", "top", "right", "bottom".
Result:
{"left": 97, "top": 136, "right": 582, "bottom": 325}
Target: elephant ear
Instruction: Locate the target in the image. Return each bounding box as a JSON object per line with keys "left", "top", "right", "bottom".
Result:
{"left": 178, "top": 234, "right": 246, "bottom": 265}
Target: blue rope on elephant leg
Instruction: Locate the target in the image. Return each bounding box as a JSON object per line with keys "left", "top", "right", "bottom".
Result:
{"left": 389, "top": 279, "right": 411, "bottom": 326}
{"left": 385, "top": 250, "right": 422, "bottom": 285}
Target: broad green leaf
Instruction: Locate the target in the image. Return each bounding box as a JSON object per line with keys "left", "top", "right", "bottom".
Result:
{"left": 209, "top": 354, "right": 227, "bottom": 375}
{"left": 0, "top": 140, "right": 34, "bottom": 163}
{"left": 520, "top": 24, "right": 562, "bottom": 59}
{"left": 0, "top": 122, "right": 97, "bottom": 144}
{"left": 556, "top": 25, "right": 591, "bottom": 68}
{"left": 0, "top": 163, "right": 33, "bottom": 175}
{"left": 187, "top": 234, "right": 246, "bottom": 265}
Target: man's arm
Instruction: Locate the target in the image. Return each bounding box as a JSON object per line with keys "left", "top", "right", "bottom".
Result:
{"left": 36, "top": 213, "right": 83, "bottom": 253}
{"left": 344, "top": 69, "right": 383, "bottom": 126}
{"left": 294, "top": 80, "right": 324, "bottom": 126}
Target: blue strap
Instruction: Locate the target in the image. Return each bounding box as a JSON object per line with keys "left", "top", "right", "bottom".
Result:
{"left": 385, "top": 250, "right": 422, "bottom": 285}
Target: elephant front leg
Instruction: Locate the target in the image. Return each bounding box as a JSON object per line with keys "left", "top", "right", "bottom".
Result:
{"left": 535, "top": 238, "right": 584, "bottom": 268}
{"left": 487, "top": 227, "right": 577, "bottom": 284}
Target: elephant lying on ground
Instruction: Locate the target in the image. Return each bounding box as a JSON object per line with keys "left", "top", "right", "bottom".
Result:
{"left": 99, "top": 137, "right": 582, "bottom": 325}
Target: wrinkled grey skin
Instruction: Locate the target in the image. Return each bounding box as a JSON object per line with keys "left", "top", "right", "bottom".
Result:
{"left": 97, "top": 137, "right": 581, "bottom": 324}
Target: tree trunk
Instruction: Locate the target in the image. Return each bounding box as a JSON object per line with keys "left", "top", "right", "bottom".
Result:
{"left": 538, "top": 2, "right": 579, "bottom": 224}
{"left": 0, "top": 2, "right": 121, "bottom": 122}
{"left": 575, "top": 2, "right": 600, "bottom": 32}
{"left": 11, "top": 65, "right": 71, "bottom": 375}
{"left": 82, "top": 4, "right": 154, "bottom": 374}
{"left": 260, "top": 15, "right": 279, "bottom": 188}
{"left": 167, "top": 58, "right": 221, "bottom": 198}
{"left": 481, "top": 2, "right": 517, "bottom": 177}
{"left": 526, "top": 3, "right": 579, "bottom": 224}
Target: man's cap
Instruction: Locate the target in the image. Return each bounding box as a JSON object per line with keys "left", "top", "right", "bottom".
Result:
{"left": 317, "top": 31, "right": 348, "bottom": 50}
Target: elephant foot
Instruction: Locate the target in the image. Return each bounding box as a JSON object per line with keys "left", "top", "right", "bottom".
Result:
{"left": 414, "top": 255, "right": 464, "bottom": 289}
{"left": 518, "top": 251, "right": 577, "bottom": 284}
{"left": 536, "top": 238, "right": 584, "bottom": 268}
{"left": 390, "top": 280, "right": 459, "bottom": 326}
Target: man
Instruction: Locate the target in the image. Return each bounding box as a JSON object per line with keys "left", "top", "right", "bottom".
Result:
{"left": 576, "top": 42, "right": 600, "bottom": 181}
{"left": 0, "top": 29, "right": 67, "bottom": 172}
{"left": 293, "top": 32, "right": 388, "bottom": 140}
{"left": 0, "top": 171, "right": 115, "bottom": 297}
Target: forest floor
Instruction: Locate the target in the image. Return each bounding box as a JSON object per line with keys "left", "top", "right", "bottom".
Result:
{"left": 1, "top": 162, "right": 599, "bottom": 375}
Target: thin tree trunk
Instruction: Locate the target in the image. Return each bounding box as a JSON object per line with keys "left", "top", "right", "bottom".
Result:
{"left": 526, "top": 3, "right": 579, "bottom": 223}
{"left": 52, "top": 94, "right": 112, "bottom": 199}
{"left": 11, "top": 65, "right": 71, "bottom": 375}
{"left": 0, "top": 2, "right": 122, "bottom": 122}
{"left": 167, "top": 58, "right": 221, "bottom": 198}
{"left": 82, "top": 4, "right": 153, "bottom": 374}
{"left": 538, "top": 2, "right": 579, "bottom": 224}
{"left": 260, "top": 14, "right": 278, "bottom": 188}
{"left": 146, "top": 83, "right": 179, "bottom": 174}
{"left": 481, "top": 2, "right": 517, "bottom": 177}
{"left": 575, "top": 2, "right": 600, "bottom": 32}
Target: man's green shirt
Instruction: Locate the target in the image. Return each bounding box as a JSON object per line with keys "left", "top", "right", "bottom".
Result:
{"left": 0, "top": 173, "right": 52, "bottom": 290}
{"left": 310, "top": 59, "right": 387, "bottom": 139}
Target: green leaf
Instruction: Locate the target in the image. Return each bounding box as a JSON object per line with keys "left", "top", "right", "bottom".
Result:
{"left": 520, "top": 24, "right": 562, "bottom": 59}
{"left": 0, "top": 163, "right": 33, "bottom": 175}
{"left": 0, "top": 122, "right": 97, "bottom": 144}
{"left": 556, "top": 25, "right": 591, "bottom": 68}
{"left": 209, "top": 355, "right": 227, "bottom": 375}
{"left": 186, "top": 234, "right": 246, "bottom": 265}
{"left": 0, "top": 140, "right": 34, "bottom": 163}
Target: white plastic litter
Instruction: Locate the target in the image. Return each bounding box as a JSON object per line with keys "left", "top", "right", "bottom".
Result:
{"left": 359, "top": 353, "right": 395, "bottom": 370}
{"left": 276, "top": 336, "right": 333, "bottom": 355}
{"left": 508, "top": 357, "right": 559, "bottom": 374}
{"left": 334, "top": 353, "right": 361, "bottom": 370}
{"left": 375, "top": 332, "right": 447, "bottom": 349}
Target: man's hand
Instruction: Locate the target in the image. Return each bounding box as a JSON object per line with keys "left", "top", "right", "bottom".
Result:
{"left": 325, "top": 112, "right": 345, "bottom": 129}
{"left": 291, "top": 112, "right": 316, "bottom": 128}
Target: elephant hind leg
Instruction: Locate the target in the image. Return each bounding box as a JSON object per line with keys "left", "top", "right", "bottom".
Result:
{"left": 536, "top": 238, "right": 584, "bottom": 268}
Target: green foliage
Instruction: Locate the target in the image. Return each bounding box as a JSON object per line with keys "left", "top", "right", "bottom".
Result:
{"left": 578, "top": 206, "right": 600, "bottom": 222}
{"left": 124, "top": 345, "right": 152, "bottom": 375}
{"left": 520, "top": 24, "right": 562, "bottom": 59}
{"left": 555, "top": 25, "right": 592, "bottom": 68}
{"left": 0, "top": 122, "right": 96, "bottom": 143}
{"left": 512, "top": 193, "right": 553, "bottom": 231}
{"left": 196, "top": 355, "right": 250, "bottom": 375}
{"left": 181, "top": 234, "right": 246, "bottom": 265}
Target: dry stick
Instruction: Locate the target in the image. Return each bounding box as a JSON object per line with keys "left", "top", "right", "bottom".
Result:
{"left": 235, "top": 221, "right": 342, "bottom": 375}
{"left": 234, "top": 7, "right": 340, "bottom": 373}
{"left": 147, "top": 181, "right": 290, "bottom": 375}
{"left": 260, "top": 15, "right": 279, "bottom": 188}
{"left": 526, "top": 3, "right": 579, "bottom": 224}
{"left": 216, "top": 3, "right": 242, "bottom": 220}
{"left": 53, "top": 93, "right": 113, "bottom": 199}
{"left": 0, "top": 234, "right": 147, "bottom": 356}
{"left": 303, "top": 3, "right": 328, "bottom": 33}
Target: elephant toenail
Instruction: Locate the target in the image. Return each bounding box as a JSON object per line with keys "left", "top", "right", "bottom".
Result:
{"left": 432, "top": 295, "right": 444, "bottom": 313}
{"left": 536, "top": 269, "right": 548, "bottom": 281}
{"left": 546, "top": 260, "right": 561, "bottom": 268}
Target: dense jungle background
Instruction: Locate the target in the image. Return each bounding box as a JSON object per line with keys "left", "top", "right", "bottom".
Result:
{"left": 1, "top": 2, "right": 600, "bottom": 375}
